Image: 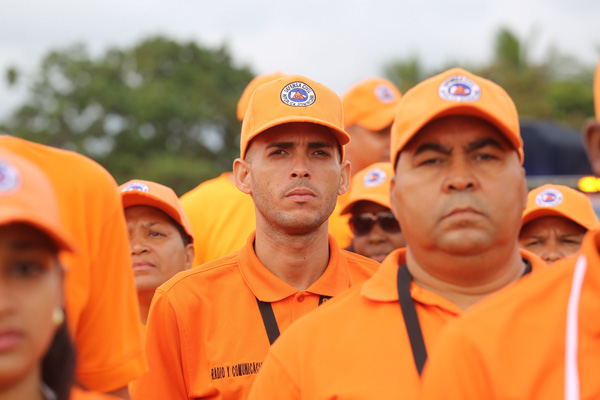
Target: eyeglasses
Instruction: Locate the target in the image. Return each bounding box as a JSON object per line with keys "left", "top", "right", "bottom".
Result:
{"left": 349, "top": 213, "right": 401, "bottom": 236}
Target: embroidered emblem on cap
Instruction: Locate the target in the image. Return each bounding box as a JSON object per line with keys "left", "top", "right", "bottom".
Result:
{"left": 0, "top": 158, "right": 21, "bottom": 194}
{"left": 121, "top": 181, "right": 150, "bottom": 193}
{"left": 363, "top": 168, "right": 387, "bottom": 188}
{"left": 535, "top": 188, "right": 564, "bottom": 208}
{"left": 438, "top": 75, "right": 481, "bottom": 102}
{"left": 374, "top": 84, "right": 396, "bottom": 104}
{"left": 280, "top": 81, "right": 316, "bottom": 107}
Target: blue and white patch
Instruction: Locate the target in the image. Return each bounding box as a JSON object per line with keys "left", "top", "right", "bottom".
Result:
{"left": 374, "top": 84, "right": 396, "bottom": 104}
{"left": 280, "top": 81, "right": 316, "bottom": 107}
{"left": 363, "top": 168, "right": 387, "bottom": 188}
{"left": 438, "top": 75, "right": 481, "bottom": 102}
{"left": 121, "top": 181, "right": 150, "bottom": 193}
{"left": 0, "top": 158, "right": 20, "bottom": 194}
{"left": 535, "top": 188, "right": 564, "bottom": 208}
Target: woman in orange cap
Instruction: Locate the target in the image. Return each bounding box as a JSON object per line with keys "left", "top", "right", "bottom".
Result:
{"left": 341, "top": 162, "right": 405, "bottom": 262}
{"left": 519, "top": 184, "right": 599, "bottom": 263}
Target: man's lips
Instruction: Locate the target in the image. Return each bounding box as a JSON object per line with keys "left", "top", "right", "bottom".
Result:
{"left": 132, "top": 262, "right": 156, "bottom": 270}
{"left": 285, "top": 188, "right": 316, "bottom": 202}
{"left": 444, "top": 206, "right": 482, "bottom": 218}
{"left": 0, "top": 329, "right": 23, "bottom": 351}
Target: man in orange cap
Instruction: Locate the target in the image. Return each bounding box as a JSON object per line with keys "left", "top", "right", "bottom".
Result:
{"left": 329, "top": 78, "right": 403, "bottom": 249}
{"left": 418, "top": 58, "right": 600, "bottom": 400}
{"left": 180, "top": 72, "right": 286, "bottom": 267}
{"left": 341, "top": 162, "right": 405, "bottom": 261}
{"left": 131, "top": 75, "right": 379, "bottom": 400}
{"left": 248, "top": 67, "right": 546, "bottom": 400}
{"left": 519, "top": 184, "right": 599, "bottom": 263}
{"left": 0, "top": 136, "right": 144, "bottom": 399}
{"left": 120, "top": 179, "right": 195, "bottom": 325}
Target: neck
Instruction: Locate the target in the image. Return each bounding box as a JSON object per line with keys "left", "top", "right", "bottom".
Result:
{"left": 137, "top": 290, "right": 154, "bottom": 325}
{"left": 254, "top": 224, "right": 331, "bottom": 291}
{"left": 0, "top": 366, "right": 44, "bottom": 400}
{"left": 406, "top": 244, "right": 526, "bottom": 310}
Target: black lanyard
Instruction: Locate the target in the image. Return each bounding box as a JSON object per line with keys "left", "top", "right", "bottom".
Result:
{"left": 256, "top": 295, "right": 332, "bottom": 345}
{"left": 396, "top": 259, "right": 532, "bottom": 376}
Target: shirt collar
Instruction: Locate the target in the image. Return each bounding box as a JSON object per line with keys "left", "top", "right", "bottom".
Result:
{"left": 238, "top": 231, "right": 349, "bottom": 302}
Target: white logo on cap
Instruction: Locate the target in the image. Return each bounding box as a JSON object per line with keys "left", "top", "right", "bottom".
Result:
{"left": 363, "top": 168, "right": 387, "bottom": 188}
{"left": 438, "top": 75, "right": 481, "bottom": 102}
{"left": 0, "top": 158, "right": 21, "bottom": 194}
{"left": 535, "top": 188, "right": 564, "bottom": 208}
{"left": 374, "top": 84, "right": 396, "bottom": 104}
{"left": 121, "top": 182, "right": 150, "bottom": 193}
{"left": 280, "top": 81, "right": 316, "bottom": 107}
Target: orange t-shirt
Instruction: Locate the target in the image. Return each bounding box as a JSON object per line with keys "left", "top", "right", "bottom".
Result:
{"left": 180, "top": 173, "right": 256, "bottom": 266}
{"left": 69, "top": 387, "right": 120, "bottom": 400}
{"left": 1, "top": 137, "right": 145, "bottom": 392}
{"left": 419, "top": 231, "right": 600, "bottom": 400}
{"left": 130, "top": 232, "right": 379, "bottom": 400}
{"left": 248, "top": 248, "right": 546, "bottom": 400}
{"left": 328, "top": 190, "right": 352, "bottom": 250}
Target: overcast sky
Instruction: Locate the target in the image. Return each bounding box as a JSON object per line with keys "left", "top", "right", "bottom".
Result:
{"left": 1, "top": 0, "right": 599, "bottom": 119}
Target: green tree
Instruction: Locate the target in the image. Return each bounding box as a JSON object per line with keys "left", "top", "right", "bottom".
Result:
{"left": 1, "top": 36, "right": 254, "bottom": 195}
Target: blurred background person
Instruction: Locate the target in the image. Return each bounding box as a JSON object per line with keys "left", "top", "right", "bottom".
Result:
{"left": 341, "top": 162, "right": 405, "bottom": 262}
{"left": 120, "top": 180, "right": 195, "bottom": 325}
{"left": 519, "top": 184, "right": 599, "bottom": 263}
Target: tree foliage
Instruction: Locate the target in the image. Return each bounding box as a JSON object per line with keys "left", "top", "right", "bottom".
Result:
{"left": 2, "top": 37, "right": 254, "bottom": 195}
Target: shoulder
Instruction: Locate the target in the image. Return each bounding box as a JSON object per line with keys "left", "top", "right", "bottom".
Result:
{"left": 180, "top": 174, "right": 231, "bottom": 202}
{"left": 340, "top": 250, "right": 380, "bottom": 273}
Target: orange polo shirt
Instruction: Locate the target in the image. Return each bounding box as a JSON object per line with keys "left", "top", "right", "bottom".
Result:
{"left": 419, "top": 231, "right": 600, "bottom": 400}
{"left": 130, "top": 232, "right": 379, "bottom": 400}
{"left": 328, "top": 191, "right": 352, "bottom": 250}
{"left": 180, "top": 173, "right": 256, "bottom": 266}
{"left": 0, "top": 137, "right": 145, "bottom": 392}
{"left": 248, "top": 247, "right": 546, "bottom": 400}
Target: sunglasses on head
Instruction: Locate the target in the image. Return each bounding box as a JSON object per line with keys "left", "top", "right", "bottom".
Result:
{"left": 349, "top": 212, "right": 401, "bottom": 237}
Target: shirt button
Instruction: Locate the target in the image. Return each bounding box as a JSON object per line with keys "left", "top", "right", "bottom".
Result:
{"left": 297, "top": 294, "right": 305, "bottom": 302}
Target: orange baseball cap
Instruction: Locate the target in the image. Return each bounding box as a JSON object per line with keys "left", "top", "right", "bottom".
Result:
{"left": 391, "top": 67, "right": 523, "bottom": 166}
{"left": 237, "top": 72, "right": 287, "bottom": 121}
{"left": 521, "top": 184, "right": 600, "bottom": 231}
{"left": 594, "top": 58, "right": 600, "bottom": 120}
{"left": 342, "top": 77, "right": 402, "bottom": 131}
{"left": 0, "top": 149, "right": 75, "bottom": 252}
{"left": 240, "top": 74, "right": 350, "bottom": 159}
{"left": 340, "top": 162, "right": 394, "bottom": 215}
{"left": 120, "top": 179, "right": 194, "bottom": 241}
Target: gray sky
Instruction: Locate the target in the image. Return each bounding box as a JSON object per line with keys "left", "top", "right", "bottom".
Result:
{"left": 1, "top": 0, "right": 599, "bottom": 118}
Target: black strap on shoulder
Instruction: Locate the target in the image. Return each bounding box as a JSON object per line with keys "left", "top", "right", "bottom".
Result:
{"left": 255, "top": 298, "right": 281, "bottom": 345}
{"left": 522, "top": 258, "right": 532, "bottom": 276}
{"left": 396, "top": 264, "right": 428, "bottom": 376}
{"left": 256, "top": 295, "right": 332, "bottom": 345}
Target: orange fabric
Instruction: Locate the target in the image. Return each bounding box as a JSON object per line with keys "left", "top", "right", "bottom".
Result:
{"left": 340, "top": 162, "right": 394, "bottom": 214}
{"left": 240, "top": 75, "right": 350, "bottom": 159}
{"left": 248, "top": 248, "right": 546, "bottom": 400}
{"left": 0, "top": 148, "right": 74, "bottom": 252}
{"left": 236, "top": 72, "right": 287, "bottom": 121}
{"left": 522, "top": 184, "right": 599, "bottom": 230}
{"left": 390, "top": 67, "right": 523, "bottom": 166}
{"left": 180, "top": 173, "right": 256, "bottom": 266}
{"left": 0, "top": 137, "right": 145, "bottom": 392}
{"left": 69, "top": 387, "right": 120, "bottom": 400}
{"left": 130, "top": 232, "right": 379, "bottom": 400}
{"left": 328, "top": 191, "right": 352, "bottom": 249}
{"left": 342, "top": 77, "right": 401, "bottom": 131}
{"left": 120, "top": 179, "right": 194, "bottom": 239}
{"left": 595, "top": 58, "right": 599, "bottom": 120}
{"left": 419, "top": 229, "right": 600, "bottom": 400}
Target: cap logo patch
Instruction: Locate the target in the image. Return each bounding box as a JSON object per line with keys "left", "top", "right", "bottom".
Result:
{"left": 280, "top": 81, "right": 316, "bottom": 107}
{"left": 363, "top": 168, "right": 387, "bottom": 188}
{"left": 374, "top": 84, "right": 396, "bottom": 103}
{"left": 438, "top": 75, "right": 481, "bottom": 102}
{"left": 0, "top": 158, "right": 21, "bottom": 194}
{"left": 535, "top": 188, "right": 564, "bottom": 208}
{"left": 121, "top": 181, "right": 150, "bottom": 193}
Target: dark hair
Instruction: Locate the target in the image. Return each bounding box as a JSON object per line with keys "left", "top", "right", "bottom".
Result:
{"left": 42, "top": 318, "right": 76, "bottom": 400}
{"left": 166, "top": 215, "right": 192, "bottom": 246}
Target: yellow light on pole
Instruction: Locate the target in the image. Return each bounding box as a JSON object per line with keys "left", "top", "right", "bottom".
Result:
{"left": 578, "top": 176, "right": 600, "bottom": 193}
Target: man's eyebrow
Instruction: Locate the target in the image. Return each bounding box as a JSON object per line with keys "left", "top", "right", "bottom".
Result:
{"left": 464, "top": 137, "right": 505, "bottom": 152}
{"left": 414, "top": 142, "right": 452, "bottom": 156}
{"left": 308, "top": 142, "right": 335, "bottom": 149}
{"left": 266, "top": 142, "right": 294, "bottom": 149}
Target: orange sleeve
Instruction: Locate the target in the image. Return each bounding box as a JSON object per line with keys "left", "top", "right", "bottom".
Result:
{"left": 131, "top": 290, "right": 188, "bottom": 400}
{"left": 419, "top": 321, "right": 490, "bottom": 400}
{"left": 69, "top": 166, "right": 145, "bottom": 391}
{"left": 248, "top": 350, "right": 300, "bottom": 400}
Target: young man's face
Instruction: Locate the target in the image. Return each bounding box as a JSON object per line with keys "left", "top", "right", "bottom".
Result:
{"left": 391, "top": 116, "right": 527, "bottom": 258}
{"left": 345, "top": 124, "right": 391, "bottom": 175}
{"left": 519, "top": 216, "right": 587, "bottom": 264}
{"left": 241, "top": 122, "right": 350, "bottom": 235}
